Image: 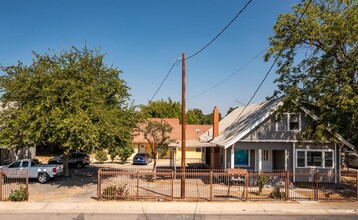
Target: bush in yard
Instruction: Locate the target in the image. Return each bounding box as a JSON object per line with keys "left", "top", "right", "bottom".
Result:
{"left": 8, "top": 187, "right": 27, "bottom": 201}
{"left": 256, "top": 172, "right": 267, "bottom": 195}
{"left": 102, "top": 184, "right": 129, "bottom": 200}
{"left": 95, "top": 150, "right": 108, "bottom": 163}
{"left": 269, "top": 186, "right": 285, "bottom": 199}
{"left": 118, "top": 145, "right": 134, "bottom": 163}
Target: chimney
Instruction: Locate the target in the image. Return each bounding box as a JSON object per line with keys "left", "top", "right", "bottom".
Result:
{"left": 213, "top": 106, "right": 219, "bottom": 138}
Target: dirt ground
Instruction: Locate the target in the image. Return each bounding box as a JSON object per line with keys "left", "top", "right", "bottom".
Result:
{"left": 28, "top": 158, "right": 204, "bottom": 202}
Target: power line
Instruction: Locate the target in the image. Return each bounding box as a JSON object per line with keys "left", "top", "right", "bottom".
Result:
{"left": 149, "top": 59, "right": 180, "bottom": 102}
{"left": 186, "top": 0, "right": 253, "bottom": 60}
{"left": 188, "top": 47, "right": 268, "bottom": 100}
{"left": 230, "top": 0, "right": 313, "bottom": 126}
{"left": 149, "top": 0, "right": 253, "bottom": 102}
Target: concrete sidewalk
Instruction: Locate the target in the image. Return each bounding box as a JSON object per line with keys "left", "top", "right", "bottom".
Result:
{"left": 0, "top": 201, "right": 357, "bottom": 215}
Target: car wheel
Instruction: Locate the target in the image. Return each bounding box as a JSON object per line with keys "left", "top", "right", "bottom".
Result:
{"left": 76, "top": 162, "right": 84, "bottom": 169}
{"left": 37, "top": 173, "right": 49, "bottom": 184}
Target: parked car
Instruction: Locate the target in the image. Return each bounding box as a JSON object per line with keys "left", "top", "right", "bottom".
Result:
{"left": 347, "top": 152, "right": 358, "bottom": 169}
{"left": 0, "top": 159, "right": 63, "bottom": 183}
{"left": 133, "top": 153, "right": 152, "bottom": 165}
{"left": 48, "top": 152, "right": 90, "bottom": 168}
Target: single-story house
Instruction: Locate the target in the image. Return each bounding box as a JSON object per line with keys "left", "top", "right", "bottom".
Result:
{"left": 132, "top": 118, "right": 212, "bottom": 163}
{"left": 200, "top": 99, "right": 355, "bottom": 182}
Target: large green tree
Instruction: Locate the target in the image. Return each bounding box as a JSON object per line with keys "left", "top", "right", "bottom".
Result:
{"left": 140, "top": 98, "right": 181, "bottom": 119}
{"left": 140, "top": 99, "right": 219, "bottom": 125}
{"left": 265, "top": 0, "right": 358, "bottom": 146}
{"left": 0, "top": 46, "right": 139, "bottom": 175}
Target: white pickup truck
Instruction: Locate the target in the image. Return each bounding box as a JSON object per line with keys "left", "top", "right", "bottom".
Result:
{"left": 0, "top": 159, "right": 63, "bottom": 183}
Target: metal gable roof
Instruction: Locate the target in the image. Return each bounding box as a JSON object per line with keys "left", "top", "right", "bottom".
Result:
{"left": 201, "top": 98, "right": 356, "bottom": 150}
{"left": 200, "top": 99, "right": 282, "bottom": 148}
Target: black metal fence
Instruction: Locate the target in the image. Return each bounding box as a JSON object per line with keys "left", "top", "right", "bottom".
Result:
{"left": 98, "top": 168, "right": 358, "bottom": 202}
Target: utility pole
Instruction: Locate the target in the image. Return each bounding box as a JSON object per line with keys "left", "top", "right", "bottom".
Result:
{"left": 181, "top": 53, "right": 186, "bottom": 198}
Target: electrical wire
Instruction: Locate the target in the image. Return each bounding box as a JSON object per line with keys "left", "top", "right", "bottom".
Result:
{"left": 149, "top": 0, "right": 253, "bottom": 102}
{"left": 229, "top": 0, "right": 313, "bottom": 126}
{"left": 186, "top": 0, "right": 254, "bottom": 60}
{"left": 149, "top": 59, "right": 180, "bottom": 102}
{"left": 188, "top": 47, "right": 268, "bottom": 100}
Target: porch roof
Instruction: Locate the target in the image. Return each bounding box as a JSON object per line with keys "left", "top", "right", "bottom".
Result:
{"left": 169, "top": 140, "right": 214, "bottom": 148}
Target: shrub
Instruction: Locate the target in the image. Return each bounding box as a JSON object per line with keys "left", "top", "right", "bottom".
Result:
{"left": 102, "top": 184, "right": 129, "bottom": 200}
{"left": 118, "top": 146, "right": 134, "bottom": 163}
{"left": 269, "top": 186, "right": 286, "bottom": 199}
{"left": 95, "top": 150, "right": 108, "bottom": 163}
{"left": 256, "top": 172, "right": 267, "bottom": 195}
{"left": 8, "top": 187, "right": 27, "bottom": 201}
{"left": 144, "top": 174, "right": 154, "bottom": 182}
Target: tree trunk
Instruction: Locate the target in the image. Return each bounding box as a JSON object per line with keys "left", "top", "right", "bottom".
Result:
{"left": 63, "top": 154, "right": 70, "bottom": 177}
{"left": 152, "top": 153, "right": 157, "bottom": 172}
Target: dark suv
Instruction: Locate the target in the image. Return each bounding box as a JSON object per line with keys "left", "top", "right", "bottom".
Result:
{"left": 48, "top": 152, "right": 90, "bottom": 168}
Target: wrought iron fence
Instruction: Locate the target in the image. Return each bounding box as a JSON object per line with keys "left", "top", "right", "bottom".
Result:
{"left": 97, "top": 168, "right": 358, "bottom": 202}
{"left": 0, "top": 170, "right": 29, "bottom": 201}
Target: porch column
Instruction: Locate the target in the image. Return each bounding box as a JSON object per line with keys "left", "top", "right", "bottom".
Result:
{"left": 174, "top": 147, "right": 177, "bottom": 173}
{"left": 293, "top": 143, "right": 296, "bottom": 182}
{"left": 224, "top": 147, "right": 227, "bottom": 171}
{"left": 230, "top": 145, "right": 235, "bottom": 169}
{"left": 258, "top": 149, "right": 262, "bottom": 172}
{"left": 285, "top": 149, "right": 288, "bottom": 171}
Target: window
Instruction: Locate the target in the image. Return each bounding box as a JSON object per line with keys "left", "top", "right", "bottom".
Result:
{"left": 8, "top": 161, "right": 21, "bottom": 168}
{"left": 307, "top": 151, "right": 322, "bottom": 166}
{"left": 195, "top": 147, "right": 201, "bottom": 153}
{"left": 276, "top": 113, "right": 301, "bottom": 131}
{"left": 324, "top": 152, "right": 333, "bottom": 168}
{"left": 297, "top": 151, "right": 305, "bottom": 167}
{"left": 21, "top": 161, "right": 29, "bottom": 168}
{"left": 234, "top": 149, "right": 249, "bottom": 167}
{"left": 296, "top": 150, "right": 334, "bottom": 168}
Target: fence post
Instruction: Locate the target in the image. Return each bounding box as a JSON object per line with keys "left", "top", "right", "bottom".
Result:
{"left": 210, "top": 170, "right": 213, "bottom": 201}
{"left": 0, "top": 172, "right": 2, "bottom": 201}
{"left": 97, "top": 169, "right": 101, "bottom": 199}
{"left": 245, "top": 173, "right": 248, "bottom": 201}
{"left": 137, "top": 170, "right": 139, "bottom": 199}
{"left": 171, "top": 170, "right": 174, "bottom": 201}
{"left": 315, "top": 172, "right": 319, "bottom": 201}
{"left": 25, "top": 170, "right": 29, "bottom": 201}
{"left": 356, "top": 171, "right": 358, "bottom": 201}
{"left": 285, "top": 171, "right": 289, "bottom": 200}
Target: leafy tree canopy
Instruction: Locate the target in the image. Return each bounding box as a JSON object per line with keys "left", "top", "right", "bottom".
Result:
{"left": 140, "top": 99, "right": 220, "bottom": 125}
{"left": 265, "top": 0, "right": 358, "bottom": 146}
{"left": 140, "top": 98, "right": 181, "bottom": 120}
{"left": 0, "top": 46, "right": 139, "bottom": 157}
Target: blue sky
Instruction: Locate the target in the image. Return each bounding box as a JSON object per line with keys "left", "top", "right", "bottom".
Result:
{"left": 0, "top": 0, "right": 298, "bottom": 115}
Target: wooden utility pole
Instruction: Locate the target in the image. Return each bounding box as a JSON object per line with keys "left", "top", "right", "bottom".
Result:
{"left": 181, "top": 53, "right": 186, "bottom": 198}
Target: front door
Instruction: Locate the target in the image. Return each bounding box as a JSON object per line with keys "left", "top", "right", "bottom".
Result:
{"left": 261, "top": 150, "right": 272, "bottom": 172}
{"left": 139, "top": 145, "right": 146, "bottom": 153}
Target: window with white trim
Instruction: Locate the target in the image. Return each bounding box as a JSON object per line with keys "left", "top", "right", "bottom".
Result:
{"left": 296, "top": 150, "right": 334, "bottom": 168}
{"left": 276, "top": 113, "right": 301, "bottom": 131}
